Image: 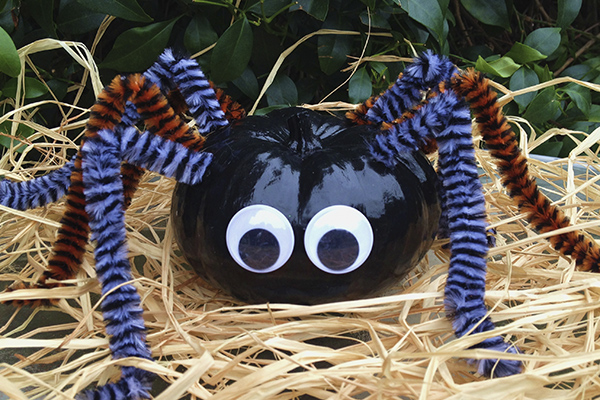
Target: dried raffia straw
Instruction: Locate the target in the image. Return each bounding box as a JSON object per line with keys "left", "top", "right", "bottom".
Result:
{"left": 2, "top": 35, "right": 600, "bottom": 400}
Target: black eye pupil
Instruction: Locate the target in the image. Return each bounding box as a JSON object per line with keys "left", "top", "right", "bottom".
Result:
{"left": 239, "top": 229, "right": 280, "bottom": 270}
{"left": 317, "top": 229, "right": 359, "bottom": 271}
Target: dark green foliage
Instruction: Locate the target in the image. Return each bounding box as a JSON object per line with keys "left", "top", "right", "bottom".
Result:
{"left": 0, "top": 25, "right": 19, "bottom": 77}
{"left": 100, "top": 18, "right": 181, "bottom": 71}
{"left": 0, "top": 0, "right": 599, "bottom": 157}
{"left": 210, "top": 17, "right": 253, "bottom": 83}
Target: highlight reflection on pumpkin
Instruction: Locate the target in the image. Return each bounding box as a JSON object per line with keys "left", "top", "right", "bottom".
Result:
{"left": 171, "top": 107, "right": 441, "bottom": 304}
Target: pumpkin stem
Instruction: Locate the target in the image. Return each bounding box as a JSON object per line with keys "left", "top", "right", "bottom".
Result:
{"left": 286, "top": 110, "right": 323, "bottom": 155}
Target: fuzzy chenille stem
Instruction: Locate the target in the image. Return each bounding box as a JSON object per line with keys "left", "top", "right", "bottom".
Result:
{"left": 453, "top": 70, "right": 600, "bottom": 273}
{"left": 0, "top": 156, "right": 76, "bottom": 210}
{"left": 72, "top": 59, "right": 226, "bottom": 397}
{"left": 433, "top": 89, "right": 521, "bottom": 377}
{"left": 145, "top": 48, "right": 228, "bottom": 134}
{"left": 366, "top": 52, "right": 458, "bottom": 240}
{"left": 75, "top": 105, "right": 215, "bottom": 399}
{"left": 0, "top": 49, "right": 225, "bottom": 214}
{"left": 120, "top": 126, "right": 213, "bottom": 184}
{"left": 365, "top": 50, "right": 458, "bottom": 124}
{"left": 0, "top": 102, "right": 140, "bottom": 214}
{"left": 365, "top": 51, "right": 521, "bottom": 377}
{"left": 78, "top": 129, "right": 153, "bottom": 400}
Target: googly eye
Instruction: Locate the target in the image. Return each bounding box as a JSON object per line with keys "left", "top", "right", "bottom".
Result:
{"left": 304, "top": 205, "right": 373, "bottom": 274}
{"left": 226, "top": 205, "right": 294, "bottom": 273}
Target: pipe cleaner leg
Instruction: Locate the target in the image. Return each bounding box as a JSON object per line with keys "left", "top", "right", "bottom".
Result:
{"left": 1, "top": 51, "right": 233, "bottom": 306}
{"left": 433, "top": 89, "right": 521, "bottom": 377}
{"left": 362, "top": 50, "right": 458, "bottom": 124}
{"left": 379, "top": 79, "right": 521, "bottom": 376}
{"left": 452, "top": 70, "right": 600, "bottom": 272}
{"left": 350, "top": 52, "right": 453, "bottom": 238}
{"left": 1, "top": 88, "right": 133, "bottom": 303}
{"left": 0, "top": 55, "right": 163, "bottom": 214}
{"left": 120, "top": 126, "right": 213, "bottom": 184}
{"left": 147, "top": 49, "right": 229, "bottom": 133}
{"left": 364, "top": 52, "right": 521, "bottom": 376}
{"left": 346, "top": 50, "right": 455, "bottom": 126}
{"left": 78, "top": 129, "right": 153, "bottom": 400}
{"left": 0, "top": 48, "right": 203, "bottom": 212}
{"left": 0, "top": 48, "right": 233, "bottom": 215}
{"left": 145, "top": 48, "right": 246, "bottom": 124}
{"left": 76, "top": 126, "right": 213, "bottom": 399}
{"left": 0, "top": 156, "right": 76, "bottom": 210}
{"left": 69, "top": 68, "right": 223, "bottom": 397}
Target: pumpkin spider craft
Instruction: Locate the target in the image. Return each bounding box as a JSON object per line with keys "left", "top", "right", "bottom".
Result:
{"left": 1, "top": 49, "right": 599, "bottom": 399}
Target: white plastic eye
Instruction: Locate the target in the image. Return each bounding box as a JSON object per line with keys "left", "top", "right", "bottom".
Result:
{"left": 226, "top": 205, "right": 294, "bottom": 273}
{"left": 304, "top": 205, "right": 373, "bottom": 274}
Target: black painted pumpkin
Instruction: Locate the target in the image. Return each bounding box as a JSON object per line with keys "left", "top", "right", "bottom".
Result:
{"left": 171, "top": 108, "right": 440, "bottom": 304}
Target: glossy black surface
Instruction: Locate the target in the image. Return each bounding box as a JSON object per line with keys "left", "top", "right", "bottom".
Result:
{"left": 171, "top": 108, "right": 440, "bottom": 304}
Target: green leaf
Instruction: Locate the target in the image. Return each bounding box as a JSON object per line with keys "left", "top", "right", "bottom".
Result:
{"left": 248, "top": 0, "right": 295, "bottom": 19}
{"left": 509, "top": 67, "right": 539, "bottom": 108}
{"left": 523, "top": 87, "right": 560, "bottom": 123}
{"left": 360, "top": 0, "right": 376, "bottom": 9}
{"left": 254, "top": 104, "right": 289, "bottom": 116}
{"left": 47, "top": 79, "right": 69, "bottom": 101}
{"left": 438, "top": 0, "right": 450, "bottom": 13}
{"left": 369, "top": 62, "right": 388, "bottom": 77}
{"left": 0, "top": 0, "right": 14, "bottom": 34}
{"left": 100, "top": 18, "right": 179, "bottom": 72}
{"left": 75, "top": 0, "right": 152, "bottom": 22}
{"left": 475, "top": 56, "right": 520, "bottom": 78}
{"left": 291, "top": 0, "right": 329, "bottom": 21}
{"left": 463, "top": 45, "right": 493, "bottom": 62}
{"left": 360, "top": 0, "right": 377, "bottom": 10}
{"left": 28, "top": 0, "right": 56, "bottom": 37}
{"left": 232, "top": 67, "right": 259, "bottom": 100}
{"left": 0, "top": 134, "right": 19, "bottom": 150}
{"left": 533, "top": 63, "right": 553, "bottom": 82}
{"left": 2, "top": 77, "right": 48, "bottom": 98}
{"left": 562, "top": 84, "right": 591, "bottom": 116}
{"left": 560, "top": 64, "right": 590, "bottom": 79}
{"left": 0, "top": 26, "right": 19, "bottom": 77}
{"left": 297, "top": 77, "right": 319, "bottom": 104}
{"left": 557, "top": 0, "right": 582, "bottom": 28}
{"left": 505, "top": 42, "right": 546, "bottom": 64}
{"left": 402, "top": 19, "right": 430, "bottom": 43}
{"left": 348, "top": 67, "right": 372, "bottom": 103}
{"left": 266, "top": 74, "right": 297, "bottom": 106}
{"left": 210, "top": 18, "right": 253, "bottom": 83}
{"left": 533, "top": 141, "right": 563, "bottom": 157}
{"left": 588, "top": 105, "right": 600, "bottom": 123}
{"left": 184, "top": 15, "right": 218, "bottom": 55}
{"left": 360, "top": 9, "right": 391, "bottom": 29}
{"left": 369, "top": 62, "right": 389, "bottom": 88}
{"left": 524, "top": 28, "right": 561, "bottom": 57}
{"left": 251, "top": 28, "right": 283, "bottom": 72}
{"left": 58, "top": 0, "right": 106, "bottom": 34}
{"left": 318, "top": 31, "right": 353, "bottom": 75}
{"left": 400, "top": 0, "right": 444, "bottom": 41}
{"left": 0, "top": 121, "right": 34, "bottom": 153}
{"left": 460, "top": 0, "right": 510, "bottom": 30}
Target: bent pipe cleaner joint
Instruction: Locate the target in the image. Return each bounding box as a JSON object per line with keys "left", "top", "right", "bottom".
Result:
{"left": 2, "top": 49, "right": 599, "bottom": 398}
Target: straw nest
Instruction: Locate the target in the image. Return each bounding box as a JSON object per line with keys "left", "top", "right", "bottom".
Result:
{"left": 1, "top": 33, "right": 600, "bottom": 400}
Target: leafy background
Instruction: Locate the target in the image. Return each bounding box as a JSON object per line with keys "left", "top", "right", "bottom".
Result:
{"left": 0, "top": 0, "right": 598, "bottom": 157}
